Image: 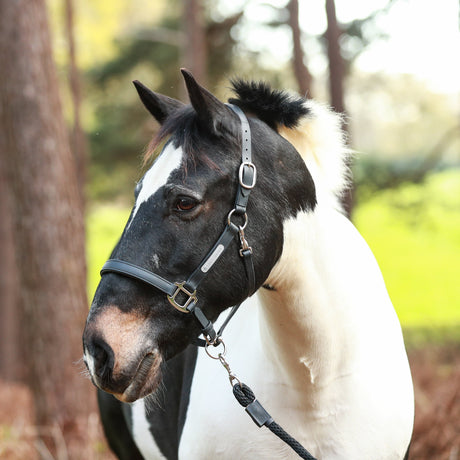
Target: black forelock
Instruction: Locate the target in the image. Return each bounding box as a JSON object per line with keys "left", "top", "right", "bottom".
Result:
{"left": 145, "top": 104, "right": 239, "bottom": 175}
{"left": 146, "top": 106, "right": 213, "bottom": 164}
{"left": 156, "top": 106, "right": 200, "bottom": 154}
{"left": 228, "top": 79, "right": 311, "bottom": 131}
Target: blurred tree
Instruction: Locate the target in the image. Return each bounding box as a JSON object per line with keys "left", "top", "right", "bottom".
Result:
{"left": 325, "top": 0, "right": 345, "bottom": 115}
{"left": 287, "top": 0, "right": 313, "bottom": 97}
{"left": 0, "top": 0, "right": 93, "bottom": 454}
{"left": 182, "top": 0, "right": 207, "bottom": 89}
{"left": 64, "top": 0, "right": 88, "bottom": 202}
{"left": 248, "top": 1, "right": 395, "bottom": 104}
{"left": 324, "top": 0, "right": 353, "bottom": 216}
{"left": 0, "top": 157, "right": 24, "bottom": 382}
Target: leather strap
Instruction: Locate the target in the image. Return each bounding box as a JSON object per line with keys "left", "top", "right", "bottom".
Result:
{"left": 227, "top": 104, "right": 256, "bottom": 215}
{"left": 185, "top": 222, "right": 239, "bottom": 293}
{"left": 101, "top": 259, "right": 176, "bottom": 297}
{"left": 241, "top": 248, "right": 256, "bottom": 297}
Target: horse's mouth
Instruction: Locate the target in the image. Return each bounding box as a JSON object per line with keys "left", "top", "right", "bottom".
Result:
{"left": 114, "top": 351, "right": 163, "bottom": 403}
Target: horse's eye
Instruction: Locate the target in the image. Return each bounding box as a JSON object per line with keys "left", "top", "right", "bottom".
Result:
{"left": 175, "top": 197, "right": 197, "bottom": 212}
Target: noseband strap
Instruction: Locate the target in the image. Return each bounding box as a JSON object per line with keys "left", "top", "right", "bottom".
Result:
{"left": 101, "top": 259, "right": 176, "bottom": 296}
{"left": 100, "top": 104, "right": 256, "bottom": 346}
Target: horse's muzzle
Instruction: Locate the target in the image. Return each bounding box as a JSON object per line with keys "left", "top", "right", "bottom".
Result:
{"left": 82, "top": 305, "right": 163, "bottom": 402}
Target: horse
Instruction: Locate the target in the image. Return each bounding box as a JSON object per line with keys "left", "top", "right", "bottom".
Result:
{"left": 82, "top": 69, "right": 414, "bottom": 459}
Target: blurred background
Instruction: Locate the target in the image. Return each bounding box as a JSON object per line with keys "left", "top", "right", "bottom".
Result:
{"left": 0, "top": 0, "right": 459, "bottom": 458}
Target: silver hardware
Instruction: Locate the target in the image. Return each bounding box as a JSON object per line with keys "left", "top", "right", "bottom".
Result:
{"left": 219, "top": 353, "right": 242, "bottom": 387}
{"left": 239, "top": 162, "right": 257, "bottom": 189}
{"left": 167, "top": 282, "right": 196, "bottom": 313}
{"left": 227, "top": 209, "right": 248, "bottom": 230}
{"left": 205, "top": 338, "right": 241, "bottom": 387}
{"left": 238, "top": 227, "right": 252, "bottom": 257}
{"left": 205, "top": 338, "right": 226, "bottom": 359}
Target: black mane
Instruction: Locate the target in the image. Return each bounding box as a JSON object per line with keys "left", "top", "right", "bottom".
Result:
{"left": 228, "top": 79, "right": 310, "bottom": 131}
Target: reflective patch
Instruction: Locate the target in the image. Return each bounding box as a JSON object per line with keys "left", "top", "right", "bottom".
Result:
{"left": 201, "top": 244, "right": 225, "bottom": 273}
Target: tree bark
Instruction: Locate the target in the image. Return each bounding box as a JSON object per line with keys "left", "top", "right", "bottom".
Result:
{"left": 325, "top": 0, "right": 353, "bottom": 217}
{"left": 325, "top": 0, "right": 345, "bottom": 114}
{"left": 64, "top": 0, "right": 88, "bottom": 203}
{"left": 182, "top": 0, "right": 207, "bottom": 93}
{"left": 287, "top": 0, "right": 313, "bottom": 97}
{"left": 0, "top": 155, "right": 25, "bottom": 382}
{"left": 0, "top": 0, "right": 92, "bottom": 451}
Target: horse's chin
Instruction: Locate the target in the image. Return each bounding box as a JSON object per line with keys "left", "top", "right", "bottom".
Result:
{"left": 112, "top": 352, "right": 163, "bottom": 403}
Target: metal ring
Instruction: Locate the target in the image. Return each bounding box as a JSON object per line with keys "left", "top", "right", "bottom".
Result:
{"left": 205, "top": 338, "right": 226, "bottom": 360}
{"left": 227, "top": 209, "right": 248, "bottom": 230}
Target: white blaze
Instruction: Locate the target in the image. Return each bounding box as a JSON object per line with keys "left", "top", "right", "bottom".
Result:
{"left": 129, "top": 143, "right": 183, "bottom": 225}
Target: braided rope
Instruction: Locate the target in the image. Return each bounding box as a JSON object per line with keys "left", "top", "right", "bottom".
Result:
{"left": 232, "top": 383, "right": 317, "bottom": 460}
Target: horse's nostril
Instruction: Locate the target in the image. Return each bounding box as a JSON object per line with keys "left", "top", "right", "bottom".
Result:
{"left": 91, "top": 338, "right": 115, "bottom": 380}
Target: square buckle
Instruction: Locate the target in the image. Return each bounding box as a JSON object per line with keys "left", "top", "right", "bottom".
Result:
{"left": 239, "top": 162, "right": 257, "bottom": 189}
{"left": 167, "top": 282, "right": 197, "bottom": 313}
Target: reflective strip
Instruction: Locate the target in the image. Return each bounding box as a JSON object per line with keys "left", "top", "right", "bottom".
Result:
{"left": 201, "top": 244, "right": 225, "bottom": 273}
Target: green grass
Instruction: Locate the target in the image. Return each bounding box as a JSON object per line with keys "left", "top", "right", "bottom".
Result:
{"left": 85, "top": 169, "right": 460, "bottom": 346}
{"left": 86, "top": 204, "right": 131, "bottom": 299}
{"left": 353, "top": 170, "right": 460, "bottom": 346}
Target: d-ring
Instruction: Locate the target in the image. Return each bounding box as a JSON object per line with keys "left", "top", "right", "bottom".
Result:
{"left": 227, "top": 209, "right": 248, "bottom": 230}
{"left": 205, "top": 338, "right": 226, "bottom": 359}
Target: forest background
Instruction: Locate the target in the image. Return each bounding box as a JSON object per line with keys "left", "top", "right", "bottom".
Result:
{"left": 0, "top": 0, "right": 459, "bottom": 458}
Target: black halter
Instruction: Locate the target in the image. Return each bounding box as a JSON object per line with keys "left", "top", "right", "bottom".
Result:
{"left": 99, "top": 104, "right": 318, "bottom": 459}
{"left": 100, "top": 104, "right": 256, "bottom": 347}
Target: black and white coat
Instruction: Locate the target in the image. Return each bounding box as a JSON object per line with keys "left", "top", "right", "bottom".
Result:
{"left": 83, "top": 71, "right": 414, "bottom": 459}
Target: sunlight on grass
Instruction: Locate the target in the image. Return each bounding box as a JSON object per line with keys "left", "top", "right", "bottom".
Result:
{"left": 86, "top": 204, "right": 131, "bottom": 301}
{"left": 354, "top": 170, "right": 460, "bottom": 344}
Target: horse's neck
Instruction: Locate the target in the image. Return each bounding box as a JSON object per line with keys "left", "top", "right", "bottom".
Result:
{"left": 257, "top": 205, "right": 402, "bottom": 395}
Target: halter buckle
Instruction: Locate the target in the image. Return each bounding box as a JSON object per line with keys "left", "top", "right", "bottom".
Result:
{"left": 239, "top": 162, "right": 257, "bottom": 189}
{"left": 167, "top": 282, "right": 197, "bottom": 313}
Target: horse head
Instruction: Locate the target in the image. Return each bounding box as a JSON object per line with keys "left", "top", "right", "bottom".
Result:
{"left": 82, "top": 69, "right": 316, "bottom": 402}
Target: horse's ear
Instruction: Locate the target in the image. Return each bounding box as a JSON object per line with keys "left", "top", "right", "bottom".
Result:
{"left": 133, "top": 80, "right": 184, "bottom": 124}
{"left": 181, "top": 68, "right": 229, "bottom": 135}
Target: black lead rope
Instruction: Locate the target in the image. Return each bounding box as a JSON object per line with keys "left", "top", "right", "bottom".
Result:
{"left": 232, "top": 384, "right": 317, "bottom": 460}
{"left": 207, "top": 344, "right": 316, "bottom": 460}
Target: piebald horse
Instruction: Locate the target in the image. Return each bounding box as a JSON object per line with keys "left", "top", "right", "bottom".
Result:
{"left": 83, "top": 69, "right": 414, "bottom": 459}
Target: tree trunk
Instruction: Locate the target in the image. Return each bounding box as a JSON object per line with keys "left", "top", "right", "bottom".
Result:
{"left": 64, "top": 0, "right": 88, "bottom": 204}
{"left": 0, "top": 0, "right": 93, "bottom": 453}
{"left": 325, "top": 0, "right": 353, "bottom": 216}
{"left": 0, "top": 157, "right": 25, "bottom": 382}
{"left": 325, "top": 0, "right": 345, "bottom": 114}
{"left": 287, "top": 0, "right": 313, "bottom": 97}
{"left": 324, "top": 0, "right": 345, "bottom": 115}
{"left": 182, "top": 0, "right": 207, "bottom": 94}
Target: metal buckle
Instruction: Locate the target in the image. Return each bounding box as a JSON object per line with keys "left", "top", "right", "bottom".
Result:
{"left": 238, "top": 162, "right": 257, "bottom": 189}
{"left": 167, "top": 282, "right": 197, "bottom": 313}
